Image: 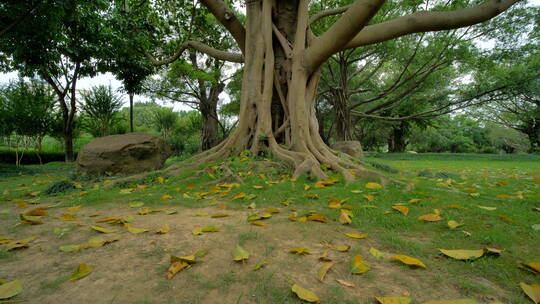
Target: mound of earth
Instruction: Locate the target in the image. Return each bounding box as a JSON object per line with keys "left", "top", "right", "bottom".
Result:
{"left": 76, "top": 133, "right": 172, "bottom": 176}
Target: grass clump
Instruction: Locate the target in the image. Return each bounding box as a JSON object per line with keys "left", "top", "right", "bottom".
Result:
{"left": 44, "top": 180, "right": 76, "bottom": 195}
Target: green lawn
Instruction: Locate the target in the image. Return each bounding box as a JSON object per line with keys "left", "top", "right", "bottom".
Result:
{"left": 0, "top": 153, "right": 539, "bottom": 303}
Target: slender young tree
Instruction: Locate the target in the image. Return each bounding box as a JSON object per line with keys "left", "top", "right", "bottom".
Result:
{"left": 151, "top": 0, "right": 520, "bottom": 181}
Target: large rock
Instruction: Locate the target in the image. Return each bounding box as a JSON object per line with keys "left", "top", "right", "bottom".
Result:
{"left": 76, "top": 133, "right": 172, "bottom": 176}
{"left": 331, "top": 140, "right": 364, "bottom": 158}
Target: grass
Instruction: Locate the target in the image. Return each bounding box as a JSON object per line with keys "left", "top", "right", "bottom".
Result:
{"left": 0, "top": 153, "right": 539, "bottom": 303}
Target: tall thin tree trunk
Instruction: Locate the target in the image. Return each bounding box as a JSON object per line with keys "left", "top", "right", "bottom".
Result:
{"left": 64, "top": 131, "right": 75, "bottom": 162}
{"left": 200, "top": 83, "right": 224, "bottom": 151}
{"left": 129, "top": 92, "right": 134, "bottom": 133}
{"left": 332, "top": 88, "right": 353, "bottom": 141}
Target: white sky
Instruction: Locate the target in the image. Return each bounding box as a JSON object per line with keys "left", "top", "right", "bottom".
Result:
{"left": 1, "top": 0, "right": 538, "bottom": 111}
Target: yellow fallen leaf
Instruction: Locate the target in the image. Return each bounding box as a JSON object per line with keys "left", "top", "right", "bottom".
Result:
{"left": 280, "top": 201, "right": 290, "bottom": 206}
{"left": 369, "top": 247, "right": 386, "bottom": 258}
{"left": 253, "top": 185, "right": 265, "bottom": 189}
{"left": 523, "top": 262, "right": 540, "bottom": 273}
{"left": 363, "top": 194, "right": 374, "bottom": 201}
{"left": 253, "top": 261, "right": 268, "bottom": 271}
{"left": 307, "top": 213, "right": 327, "bottom": 223}
{"left": 418, "top": 214, "right": 443, "bottom": 222}
{"left": 344, "top": 232, "right": 368, "bottom": 239}
{"left": 365, "top": 182, "right": 382, "bottom": 189}
{"left": 233, "top": 192, "right": 247, "bottom": 199}
{"left": 520, "top": 282, "right": 540, "bottom": 304}
{"left": 23, "top": 207, "right": 47, "bottom": 216}
{"left": 317, "top": 262, "right": 334, "bottom": 281}
{"left": 351, "top": 255, "right": 370, "bottom": 274}
{"left": 477, "top": 205, "right": 497, "bottom": 211}
{"left": 265, "top": 208, "right": 280, "bottom": 213}
{"left": 157, "top": 176, "right": 165, "bottom": 184}
{"left": 391, "top": 255, "right": 426, "bottom": 268}
{"left": 166, "top": 261, "right": 189, "bottom": 279}
{"left": 291, "top": 284, "right": 319, "bottom": 303}
{"left": 201, "top": 225, "right": 219, "bottom": 232}
{"left": 421, "top": 300, "right": 477, "bottom": 304}
{"left": 0, "top": 279, "right": 22, "bottom": 299}
{"left": 162, "top": 194, "right": 172, "bottom": 200}
{"left": 6, "top": 237, "right": 36, "bottom": 251}
{"left": 124, "top": 224, "right": 149, "bottom": 234}
{"left": 375, "top": 297, "right": 412, "bottom": 304}
{"left": 67, "top": 206, "right": 81, "bottom": 212}
{"left": 339, "top": 209, "right": 352, "bottom": 224}
{"left": 392, "top": 205, "right": 409, "bottom": 216}
{"left": 59, "top": 214, "right": 77, "bottom": 221}
{"left": 336, "top": 279, "right": 355, "bottom": 287}
{"left": 290, "top": 247, "right": 311, "bottom": 255}
{"left": 304, "top": 193, "right": 320, "bottom": 199}
{"left": 95, "top": 217, "right": 121, "bottom": 223}
{"left": 192, "top": 227, "right": 203, "bottom": 235}
{"left": 304, "top": 184, "right": 311, "bottom": 190}
{"left": 119, "top": 188, "right": 136, "bottom": 194}
{"left": 19, "top": 214, "right": 43, "bottom": 225}
{"left": 156, "top": 224, "right": 170, "bottom": 234}
{"left": 447, "top": 204, "right": 464, "bottom": 209}
{"left": 69, "top": 263, "right": 93, "bottom": 280}
{"left": 438, "top": 249, "right": 484, "bottom": 260}
{"left": 194, "top": 212, "right": 208, "bottom": 217}
{"left": 91, "top": 225, "right": 116, "bottom": 233}
{"left": 447, "top": 221, "right": 464, "bottom": 229}
{"left": 408, "top": 198, "right": 421, "bottom": 204}
{"left": 211, "top": 213, "right": 229, "bottom": 218}
{"left": 138, "top": 209, "right": 163, "bottom": 215}
{"left": 233, "top": 244, "right": 249, "bottom": 262}
{"left": 328, "top": 200, "right": 342, "bottom": 209}
{"left": 484, "top": 247, "right": 504, "bottom": 255}
{"left": 250, "top": 221, "right": 267, "bottom": 227}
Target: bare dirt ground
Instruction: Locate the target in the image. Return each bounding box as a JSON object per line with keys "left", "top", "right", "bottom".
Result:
{"left": 1, "top": 201, "right": 470, "bottom": 304}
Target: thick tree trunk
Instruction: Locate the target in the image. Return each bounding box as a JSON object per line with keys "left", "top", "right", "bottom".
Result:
{"left": 184, "top": 0, "right": 385, "bottom": 182}
{"left": 129, "top": 92, "right": 134, "bottom": 133}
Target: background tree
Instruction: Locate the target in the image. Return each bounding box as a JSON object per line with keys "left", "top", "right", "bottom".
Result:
{"left": 0, "top": 0, "right": 112, "bottom": 162}
{"left": 0, "top": 78, "right": 58, "bottom": 164}
{"left": 80, "top": 85, "right": 124, "bottom": 138}
{"left": 139, "top": 0, "right": 239, "bottom": 151}
{"left": 151, "top": 107, "right": 178, "bottom": 141}
{"left": 472, "top": 50, "right": 540, "bottom": 153}
{"left": 102, "top": 0, "right": 155, "bottom": 133}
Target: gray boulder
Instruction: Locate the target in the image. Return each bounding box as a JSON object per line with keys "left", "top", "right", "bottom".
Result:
{"left": 76, "top": 133, "right": 172, "bottom": 176}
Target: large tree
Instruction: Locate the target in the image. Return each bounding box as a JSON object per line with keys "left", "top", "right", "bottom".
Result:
{"left": 151, "top": 0, "right": 521, "bottom": 181}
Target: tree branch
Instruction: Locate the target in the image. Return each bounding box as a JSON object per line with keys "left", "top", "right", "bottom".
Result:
{"left": 309, "top": 4, "right": 352, "bottom": 25}
{"left": 305, "top": 0, "right": 385, "bottom": 72}
{"left": 199, "top": 0, "right": 246, "bottom": 53}
{"left": 343, "top": 0, "right": 520, "bottom": 51}
{"left": 145, "top": 40, "right": 244, "bottom": 65}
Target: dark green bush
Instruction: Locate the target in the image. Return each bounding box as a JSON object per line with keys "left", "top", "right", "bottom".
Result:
{"left": 0, "top": 150, "right": 72, "bottom": 165}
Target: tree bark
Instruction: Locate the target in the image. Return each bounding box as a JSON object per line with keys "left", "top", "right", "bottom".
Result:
{"left": 129, "top": 92, "right": 134, "bottom": 133}
{"left": 388, "top": 123, "right": 408, "bottom": 153}
{"left": 200, "top": 83, "right": 224, "bottom": 151}
{"left": 331, "top": 88, "right": 354, "bottom": 141}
